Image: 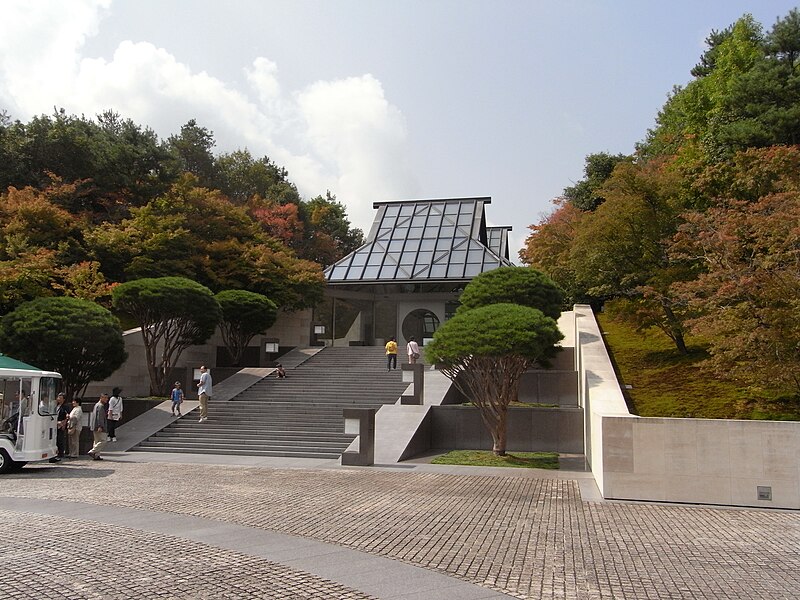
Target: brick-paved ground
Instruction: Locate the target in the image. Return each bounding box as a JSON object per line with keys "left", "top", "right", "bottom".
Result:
{"left": 0, "top": 509, "right": 375, "bottom": 600}
{"left": 2, "top": 460, "right": 799, "bottom": 599}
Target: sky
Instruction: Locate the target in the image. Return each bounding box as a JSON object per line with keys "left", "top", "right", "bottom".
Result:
{"left": 1, "top": 0, "right": 797, "bottom": 259}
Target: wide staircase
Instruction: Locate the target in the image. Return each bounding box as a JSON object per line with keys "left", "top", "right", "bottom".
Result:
{"left": 132, "top": 347, "right": 410, "bottom": 459}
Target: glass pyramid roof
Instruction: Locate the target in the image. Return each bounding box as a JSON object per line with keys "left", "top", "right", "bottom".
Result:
{"left": 486, "top": 226, "right": 512, "bottom": 261}
{"left": 325, "top": 197, "right": 512, "bottom": 284}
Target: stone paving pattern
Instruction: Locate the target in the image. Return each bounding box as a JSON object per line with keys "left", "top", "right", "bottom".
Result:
{"left": 0, "top": 509, "right": 375, "bottom": 600}
{"left": 2, "top": 461, "right": 800, "bottom": 599}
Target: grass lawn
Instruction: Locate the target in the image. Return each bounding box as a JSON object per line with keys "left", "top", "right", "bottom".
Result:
{"left": 597, "top": 312, "right": 800, "bottom": 420}
{"left": 430, "top": 450, "right": 559, "bottom": 469}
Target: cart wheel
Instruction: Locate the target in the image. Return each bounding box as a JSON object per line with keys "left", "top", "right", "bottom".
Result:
{"left": 0, "top": 449, "right": 12, "bottom": 474}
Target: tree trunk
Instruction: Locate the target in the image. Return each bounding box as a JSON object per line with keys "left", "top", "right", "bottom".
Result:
{"left": 662, "top": 302, "right": 688, "bottom": 355}
{"left": 492, "top": 406, "right": 508, "bottom": 456}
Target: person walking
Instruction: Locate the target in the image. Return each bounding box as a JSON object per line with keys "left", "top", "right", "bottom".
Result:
{"left": 88, "top": 393, "right": 109, "bottom": 461}
{"left": 197, "top": 366, "right": 212, "bottom": 423}
{"left": 385, "top": 337, "right": 398, "bottom": 371}
{"left": 407, "top": 336, "right": 421, "bottom": 364}
{"left": 107, "top": 387, "right": 123, "bottom": 442}
{"left": 170, "top": 381, "right": 184, "bottom": 416}
{"left": 66, "top": 398, "right": 83, "bottom": 458}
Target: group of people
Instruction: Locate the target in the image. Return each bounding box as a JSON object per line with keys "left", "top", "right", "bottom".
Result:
{"left": 384, "top": 336, "right": 421, "bottom": 371}
{"left": 51, "top": 387, "right": 123, "bottom": 462}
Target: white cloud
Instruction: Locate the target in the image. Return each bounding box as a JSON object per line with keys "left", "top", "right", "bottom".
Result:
{"left": 297, "top": 75, "right": 418, "bottom": 228}
{"left": 0, "top": 0, "right": 417, "bottom": 233}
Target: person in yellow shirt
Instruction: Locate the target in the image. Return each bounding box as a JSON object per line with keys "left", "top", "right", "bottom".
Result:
{"left": 385, "top": 337, "right": 398, "bottom": 371}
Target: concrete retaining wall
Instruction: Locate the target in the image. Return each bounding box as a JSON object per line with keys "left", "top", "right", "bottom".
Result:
{"left": 575, "top": 304, "right": 800, "bottom": 509}
{"left": 430, "top": 405, "right": 584, "bottom": 454}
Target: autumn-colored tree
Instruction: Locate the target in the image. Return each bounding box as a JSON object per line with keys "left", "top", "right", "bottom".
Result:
{"left": 0, "top": 249, "right": 57, "bottom": 314}
{"left": 51, "top": 261, "right": 116, "bottom": 307}
{"left": 674, "top": 193, "right": 800, "bottom": 392}
{"left": 519, "top": 198, "right": 585, "bottom": 303}
{"left": 298, "top": 193, "right": 364, "bottom": 266}
{"left": 88, "top": 175, "right": 325, "bottom": 309}
{"left": 249, "top": 198, "right": 305, "bottom": 248}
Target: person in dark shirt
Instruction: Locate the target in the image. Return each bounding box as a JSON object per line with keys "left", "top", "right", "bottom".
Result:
{"left": 50, "top": 393, "right": 68, "bottom": 462}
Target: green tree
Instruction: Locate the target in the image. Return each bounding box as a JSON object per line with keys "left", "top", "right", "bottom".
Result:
{"left": 298, "top": 193, "right": 364, "bottom": 266}
{"left": 425, "top": 304, "right": 563, "bottom": 455}
{"left": 457, "top": 266, "right": 564, "bottom": 320}
{"left": 0, "top": 110, "right": 177, "bottom": 220}
{"left": 214, "top": 149, "right": 301, "bottom": 205}
{"left": 216, "top": 290, "right": 278, "bottom": 366}
{"left": 0, "top": 297, "right": 126, "bottom": 400}
{"left": 112, "top": 277, "right": 221, "bottom": 395}
{"left": 571, "top": 159, "right": 693, "bottom": 353}
{"left": 564, "top": 152, "right": 629, "bottom": 211}
{"left": 168, "top": 119, "right": 216, "bottom": 187}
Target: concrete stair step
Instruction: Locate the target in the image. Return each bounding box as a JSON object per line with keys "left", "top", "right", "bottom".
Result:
{"left": 130, "top": 446, "right": 342, "bottom": 459}
{"left": 138, "top": 439, "right": 350, "bottom": 452}
{"left": 153, "top": 431, "right": 352, "bottom": 442}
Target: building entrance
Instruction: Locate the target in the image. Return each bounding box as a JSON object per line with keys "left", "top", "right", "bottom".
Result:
{"left": 402, "top": 309, "right": 440, "bottom": 346}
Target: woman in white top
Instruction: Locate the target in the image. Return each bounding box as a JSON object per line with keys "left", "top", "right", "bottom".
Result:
{"left": 406, "top": 336, "right": 421, "bottom": 364}
{"left": 107, "top": 387, "right": 123, "bottom": 442}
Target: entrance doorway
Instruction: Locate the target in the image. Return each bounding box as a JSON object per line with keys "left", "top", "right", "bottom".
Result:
{"left": 402, "top": 309, "right": 440, "bottom": 345}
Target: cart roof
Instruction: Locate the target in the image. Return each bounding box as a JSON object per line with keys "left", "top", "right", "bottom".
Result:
{"left": 0, "top": 355, "right": 61, "bottom": 378}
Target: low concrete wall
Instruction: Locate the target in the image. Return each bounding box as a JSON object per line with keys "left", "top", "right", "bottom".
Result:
{"left": 575, "top": 304, "right": 800, "bottom": 509}
{"left": 519, "top": 371, "right": 578, "bottom": 407}
{"left": 430, "top": 406, "right": 584, "bottom": 454}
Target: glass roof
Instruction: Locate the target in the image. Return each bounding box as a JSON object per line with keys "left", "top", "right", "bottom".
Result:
{"left": 325, "top": 197, "right": 513, "bottom": 284}
{"left": 486, "top": 226, "right": 512, "bottom": 261}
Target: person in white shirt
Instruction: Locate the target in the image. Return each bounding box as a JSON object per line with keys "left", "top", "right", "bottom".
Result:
{"left": 197, "top": 366, "right": 212, "bottom": 423}
{"left": 107, "top": 387, "right": 123, "bottom": 442}
{"left": 406, "top": 337, "right": 421, "bottom": 364}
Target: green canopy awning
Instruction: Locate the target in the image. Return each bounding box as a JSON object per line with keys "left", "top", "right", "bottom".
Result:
{"left": 0, "top": 355, "right": 44, "bottom": 372}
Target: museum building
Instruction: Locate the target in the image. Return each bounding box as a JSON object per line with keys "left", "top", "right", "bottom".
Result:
{"left": 318, "top": 196, "right": 513, "bottom": 348}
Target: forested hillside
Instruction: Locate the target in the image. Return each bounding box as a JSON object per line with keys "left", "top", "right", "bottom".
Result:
{"left": 0, "top": 112, "right": 364, "bottom": 313}
{"left": 521, "top": 10, "right": 800, "bottom": 405}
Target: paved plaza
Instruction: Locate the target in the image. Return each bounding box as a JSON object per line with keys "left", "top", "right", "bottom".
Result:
{"left": 1, "top": 456, "right": 799, "bottom": 599}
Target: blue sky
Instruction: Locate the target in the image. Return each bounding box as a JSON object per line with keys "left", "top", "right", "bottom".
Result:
{"left": 1, "top": 1, "right": 797, "bottom": 257}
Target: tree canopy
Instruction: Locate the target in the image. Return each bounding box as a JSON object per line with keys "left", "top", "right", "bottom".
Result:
{"left": 457, "top": 266, "right": 564, "bottom": 320}
{"left": 0, "top": 296, "right": 126, "bottom": 400}
{"left": 0, "top": 109, "right": 362, "bottom": 316}
{"left": 113, "top": 277, "right": 221, "bottom": 395}
{"left": 216, "top": 289, "right": 278, "bottom": 366}
{"left": 426, "top": 303, "right": 563, "bottom": 455}
{"left": 521, "top": 8, "right": 800, "bottom": 398}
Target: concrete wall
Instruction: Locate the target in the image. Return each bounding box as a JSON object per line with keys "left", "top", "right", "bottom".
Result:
{"left": 575, "top": 304, "right": 800, "bottom": 509}
{"left": 519, "top": 371, "right": 578, "bottom": 407}
{"left": 85, "top": 309, "right": 312, "bottom": 399}
{"left": 430, "top": 405, "right": 584, "bottom": 453}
